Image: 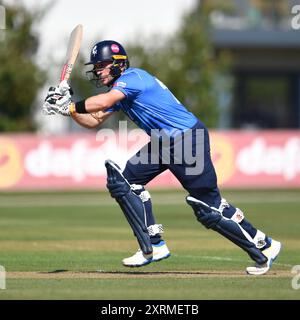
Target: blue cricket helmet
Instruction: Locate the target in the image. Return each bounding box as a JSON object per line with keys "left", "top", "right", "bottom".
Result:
{"left": 85, "top": 40, "right": 129, "bottom": 87}
{"left": 85, "top": 40, "right": 129, "bottom": 66}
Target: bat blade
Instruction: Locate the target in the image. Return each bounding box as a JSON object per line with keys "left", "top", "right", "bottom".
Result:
{"left": 60, "top": 24, "right": 83, "bottom": 82}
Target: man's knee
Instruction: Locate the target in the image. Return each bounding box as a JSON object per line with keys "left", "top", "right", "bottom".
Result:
{"left": 188, "top": 199, "right": 222, "bottom": 229}
{"left": 185, "top": 196, "right": 240, "bottom": 229}
{"left": 187, "top": 197, "right": 246, "bottom": 229}
{"left": 106, "top": 161, "right": 129, "bottom": 198}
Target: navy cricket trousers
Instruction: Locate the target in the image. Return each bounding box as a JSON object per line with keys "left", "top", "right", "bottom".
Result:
{"left": 122, "top": 120, "right": 222, "bottom": 208}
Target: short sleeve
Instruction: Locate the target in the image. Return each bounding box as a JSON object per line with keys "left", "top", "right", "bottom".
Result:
{"left": 106, "top": 103, "right": 122, "bottom": 113}
{"left": 112, "top": 71, "right": 145, "bottom": 100}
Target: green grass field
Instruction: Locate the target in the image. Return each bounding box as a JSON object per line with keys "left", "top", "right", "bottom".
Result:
{"left": 0, "top": 189, "right": 300, "bottom": 300}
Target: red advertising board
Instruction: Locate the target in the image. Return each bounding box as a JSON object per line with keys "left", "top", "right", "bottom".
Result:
{"left": 1, "top": 130, "right": 300, "bottom": 190}
{"left": 210, "top": 131, "right": 300, "bottom": 188}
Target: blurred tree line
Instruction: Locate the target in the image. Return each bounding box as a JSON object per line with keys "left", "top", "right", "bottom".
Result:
{"left": 0, "top": 1, "right": 46, "bottom": 131}
{"left": 0, "top": 0, "right": 231, "bottom": 132}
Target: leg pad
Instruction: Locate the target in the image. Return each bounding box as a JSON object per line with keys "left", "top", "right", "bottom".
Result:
{"left": 186, "top": 196, "right": 267, "bottom": 265}
{"left": 106, "top": 160, "right": 152, "bottom": 255}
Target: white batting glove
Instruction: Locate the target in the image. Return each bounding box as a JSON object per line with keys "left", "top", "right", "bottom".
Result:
{"left": 58, "top": 80, "right": 73, "bottom": 96}
{"left": 43, "top": 94, "right": 73, "bottom": 116}
{"left": 42, "top": 86, "right": 59, "bottom": 115}
{"left": 42, "top": 98, "right": 73, "bottom": 116}
{"left": 42, "top": 102, "right": 57, "bottom": 115}
{"left": 42, "top": 81, "right": 74, "bottom": 116}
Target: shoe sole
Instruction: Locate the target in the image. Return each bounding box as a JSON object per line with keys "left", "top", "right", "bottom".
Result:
{"left": 153, "top": 253, "right": 171, "bottom": 262}
{"left": 123, "top": 254, "right": 171, "bottom": 268}
{"left": 246, "top": 242, "right": 282, "bottom": 275}
{"left": 122, "top": 258, "right": 153, "bottom": 268}
{"left": 246, "top": 266, "right": 269, "bottom": 275}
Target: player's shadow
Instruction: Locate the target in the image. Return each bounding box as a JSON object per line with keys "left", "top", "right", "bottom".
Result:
{"left": 39, "top": 269, "right": 69, "bottom": 274}
{"left": 38, "top": 269, "right": 242, "bottom": 276}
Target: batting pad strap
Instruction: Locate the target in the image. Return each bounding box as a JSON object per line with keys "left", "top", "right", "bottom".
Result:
{"left": 215, "top": 198, "right": 230, "bottom": 214}
{"left": 215, "top": 198, "right": 244, "bottom": 223}
{"left": 147, "top": 224, "right": 164, "bottom": 236}
{"left": 130, "top": 184, "right": 143, "bottom": 191}
{"left": 231, "top": 208, "right": 244, "bottom": 223}
{"left": 131, "top": 184, "right": 151, "bottom": 202}
{"left": 253, "top": 230, "right": 266, "bottom": 249}
{"left": 140, "top": 191, "right": 151, "bottom": 202}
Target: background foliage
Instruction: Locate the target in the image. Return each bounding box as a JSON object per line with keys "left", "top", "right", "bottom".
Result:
{"left": 0, "top": 1, "right": 47, "bottom": 131}
{"left": 0, "top": 0, "right": 231, "bottom": 131}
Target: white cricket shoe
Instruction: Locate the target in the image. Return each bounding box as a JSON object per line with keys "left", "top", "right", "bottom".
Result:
{"left": 122, "top": 249, "right": 153, "bottom": 267}
{"left": 152, "top": 240, "right": 171, "bottom": 262}
{"left": 246, "top": 239, "right": 282, "bottom": 275}
{"left": 122, "top": 241, "right": 170, "bottom": 267}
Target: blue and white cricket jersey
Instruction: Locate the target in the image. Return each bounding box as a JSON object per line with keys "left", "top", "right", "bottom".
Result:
{"left": 109, "top": 68, "right": 198, "bottom": 135}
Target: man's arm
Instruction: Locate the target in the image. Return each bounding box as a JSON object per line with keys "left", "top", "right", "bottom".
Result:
{"left": 71, "top": 110, "right": 115, "bottom": 129}
{"left": 83, "top": 89, "right": 125, "bottom": 113}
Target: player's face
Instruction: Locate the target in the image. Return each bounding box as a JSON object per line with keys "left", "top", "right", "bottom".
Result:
{"left": 93, "top": 61, "right": 114, "bottom": 86}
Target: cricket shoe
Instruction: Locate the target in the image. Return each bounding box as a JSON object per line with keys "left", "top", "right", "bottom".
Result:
{"left": 122, "top": 241, "right": 170, "bottom": 267}
{"left": 152, "top": 240, "right": 171, "bottom": 262}
{"left": 246, "top": 239, "right": 282, "bottom": 275}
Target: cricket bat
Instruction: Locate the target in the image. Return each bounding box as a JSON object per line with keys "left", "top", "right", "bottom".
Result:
{"left": 60, "top": 24, "right": 83, "bottom": 82}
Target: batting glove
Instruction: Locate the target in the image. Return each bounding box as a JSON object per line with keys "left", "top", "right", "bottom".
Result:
{"left": 43, "top": 93, "right": 73, "bottom": 116}
{"left": 42, "top": 80, "right": 74, "bottom": 116}
{"left": 58, "top": 80, "right": 73, "bottom": 96}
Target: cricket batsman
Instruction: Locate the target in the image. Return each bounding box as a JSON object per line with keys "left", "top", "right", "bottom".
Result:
{"left": 43, "top": 40, "right": 281, "bottom": 275}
